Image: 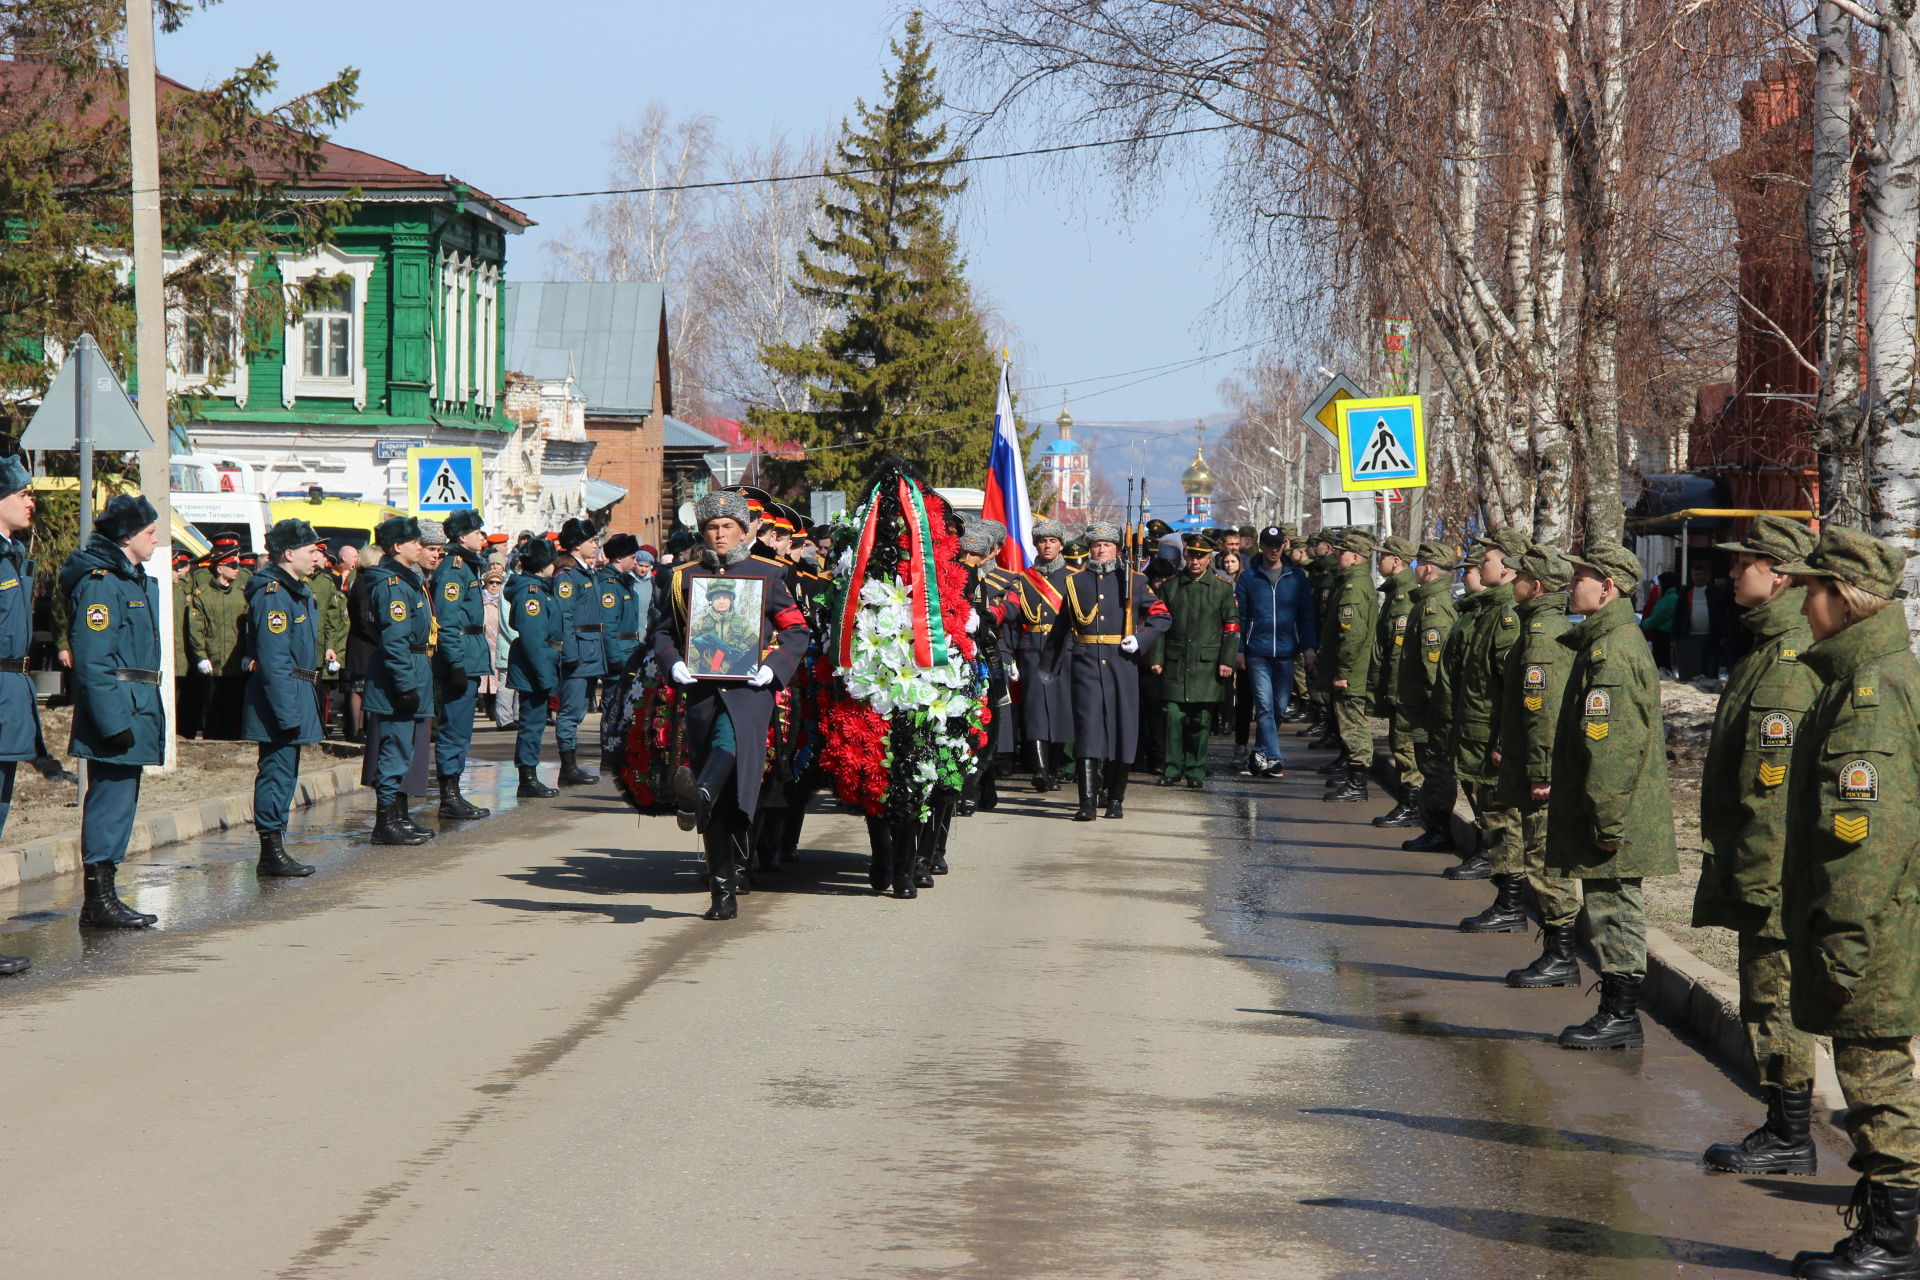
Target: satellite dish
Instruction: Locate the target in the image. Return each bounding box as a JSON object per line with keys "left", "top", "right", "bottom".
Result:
{"left": 677, "top": 501, "right": 695, "bottom": 528}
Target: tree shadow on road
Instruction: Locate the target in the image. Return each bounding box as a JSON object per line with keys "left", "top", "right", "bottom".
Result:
{"left": 1300, "top": 1105, "right": 1698, "bottom": 1162}
{"left": 1233, "top": 907, "right": 1457, "bottom": 930}
{"left": 1300, "top": 1196, "right": 1786, "bottom": 1272}
{"left": 1225, "top": 953, "right": 1508, "bottom": 984}
{"left": 1240, "top": 1005, "right": 1561, "bottom": 1044}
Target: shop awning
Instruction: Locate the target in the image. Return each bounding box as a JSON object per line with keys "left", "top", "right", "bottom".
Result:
{"left": 583, "top": 477, "right": 628, "bottom": 511}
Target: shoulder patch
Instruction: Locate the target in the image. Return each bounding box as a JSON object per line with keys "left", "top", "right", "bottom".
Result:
{"left": 1758, "top": 711, "right": 1794, "bottom": 749}
{"left": 444, "top": 581, "right": 461, "bottom": 602}
{"left": 558, "top": 581, "right": 574, "bottom": 599}
{"left": 1839, "top": 759, "right": 1880, "bottom": 802}
{"left": 525, "top": 598, "right": 542, "bottom": 617}
{"left": 1779, "top": 648, "right": 1800, "bottom": 662}
{"left": 262, "top": 581, "right": 280, "bottom": 594}
{"left": 84, "top": 602, "right": 110, "bottom": 631}
{"left": 266, "top": 610, "right": 288, "bottom": 635}
{"left": 1584, "top": 689, "right": 1610, "bottom": 717}
{"left": 602, "top": 591, "right": 617, "bottom": 609}
{"left": 1523, "top": 663, "right": 1545, "bottom": 690}
{"left": 388, "top": 599, "right": 407, "bottom": 623}
{"left": 1591, "top": 644, "right": 1605, "bottom": 662}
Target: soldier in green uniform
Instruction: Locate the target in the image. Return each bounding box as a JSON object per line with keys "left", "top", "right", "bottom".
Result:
{"left": 362, "top": 516, "right": 436, "bottom": 847}
{"left": 1395, "top": 542, "right": 1464, "bottom": 851}
{"left": 1690, "top": 515, "right": 1822, "bottom": 1176}
{"left": 1322, "top": 529, "right": 1379, "bottom": 804}
{"left": 1775, "top": 528, "right": 1920, "bottom": 1279}
{"left": 1424, "top": 546, "right": 1487, "bottom": 856}
{"left": 1149, "top": 531, "right": 1240, "bottom": 790}
{"left": 1481, "top": 546, "right": 1583, "bottom": 961}
{"left": 1547, "top": 541, "right": 1677, "bottom": 1050}
{"left": 1303, "top": 533, "right": 1342, "bottom": 745}
{"left": 1370, "top": 536, "right": 1419, "bottom": 823}
{"left": 307, "top": 545, "right": 348, "bottom": 736}
{"left": 168, "top": 548, "right": 196, "bottom": 739}
{"left": 1447, "top": 528, "right": 1529, "bottom": 881}
{"left": 186, "top": 545, "right": 249, "bottom": 739}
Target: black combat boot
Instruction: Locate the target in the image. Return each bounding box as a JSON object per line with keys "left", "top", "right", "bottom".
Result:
{"left": 1507, "top": 923, "right": 1581, "bottom": 987}
{"left": 1794, "top": 1179, "right": 1920, "bottom": 1279}
{"left": 1559, "top": 973, "right": 1645, "bottom": 1049}
{"left": 1027, "top": 741, "right": 1053, "bottom": 792}
{"left": 257, "top": 830, "right": 314, "bottom": 878}
{"left": 1296, "top": 712, "right": 1323, "bottom": 738}
{"left": 437, "top": 774, "right": 490, "bottom": 820}
{"left": 79, "top": 862, "right": 155, "bottom": 928}
{"left": 685, "top": 750, "right": 735, "bottom": 834}
{"left": 1324, "top": 763, "right": 1369, "bottom": 803}
{"left": 1706, "top": 1085, "right": 1818, "bottom": 1176}
{"left": 394, "top": 793, "right": 435, "bottom": 842}
{"left": 557, "top": 748, "right": 599, "bottom": 786}
{"left": 702, "top": 858, "right": 738, "bottom": 920}
{"left": 865, "top": 816, "right": 893, "bottom": 893}
{"left": 1318, "top": 749, "right": 1350, "bottom": 776}
{"left": 890, "top": 816, "right": 919, "bottom": 899}
{"left": 1403, "top": 824, "right": 1458, "bottom": 853}
{"left": 518, "top": 765, "right": 559, "bottom": 799}
{"left": 1372, "top": 801, "right": 1419, "bottom": 828}
{"left": 1072, "top": 757, "right": 1100, "bottom": 822}
{"left": 371, "top": 797, "right": 432, "bottom": 846}
{"left": 1103, "top": 760, "right": 1129, "bottom": 820}
{"left": 1459, "top": 874, "right": 1529, "bottom": 932}
{"left": 1443, "top": 850, "right": 1493, "bottom": 880}
{"left": 979, "top": 760, "right": 1000, "bottom": 812}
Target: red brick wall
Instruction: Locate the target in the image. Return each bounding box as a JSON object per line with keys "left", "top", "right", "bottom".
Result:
{"left": 587, "top": 412, "right": 663, "bottom": 546}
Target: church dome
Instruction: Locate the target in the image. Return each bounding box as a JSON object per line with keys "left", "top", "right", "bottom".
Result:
{"left": 1181, "top": 445, "right": 1214, "bottom": 496}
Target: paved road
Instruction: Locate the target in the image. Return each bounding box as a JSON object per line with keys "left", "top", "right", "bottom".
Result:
{"left": 0, "top": 729, "right": 1854, "bottom": 1277}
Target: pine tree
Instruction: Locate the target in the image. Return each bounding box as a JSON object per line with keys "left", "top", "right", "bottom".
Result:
{"left": 748, "top": 12, "right": 1032, "bottom": 501}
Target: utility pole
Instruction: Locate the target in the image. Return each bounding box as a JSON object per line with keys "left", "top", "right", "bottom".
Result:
{"left": 127, "top": 0, "right": 177, "bottom": 769}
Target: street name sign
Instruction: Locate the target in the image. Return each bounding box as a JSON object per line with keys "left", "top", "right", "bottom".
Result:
{"left": 407, "top": 446, "right": 483, "bottom": 516}
{"left": 1335, "top": 396, "right": 1428, "bottom": 492}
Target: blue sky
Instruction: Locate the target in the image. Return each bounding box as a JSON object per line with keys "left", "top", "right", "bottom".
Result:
{"left": 157, "top": 0, "right": 1252, "bottom": 432}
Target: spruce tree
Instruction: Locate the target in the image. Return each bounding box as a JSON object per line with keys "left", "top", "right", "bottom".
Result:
{"left": 749, "top": 12, "right": 1030, "bottom": 500}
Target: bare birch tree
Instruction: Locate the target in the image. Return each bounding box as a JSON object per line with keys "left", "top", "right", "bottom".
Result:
{"left": 1808, "top": 0, "right": 1869, "bottom": 522}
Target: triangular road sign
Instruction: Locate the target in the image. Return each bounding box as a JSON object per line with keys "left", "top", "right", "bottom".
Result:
{"left": 18, "top": 334, "right": 155, "bottom": 451}
{"left": 1356, "top": 415, "right": 1415, "bottom": 474}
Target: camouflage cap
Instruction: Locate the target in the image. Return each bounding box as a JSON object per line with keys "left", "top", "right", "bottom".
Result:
{"left": 1776, "top": 525, "right": 1912, "bottom": 599}
{"left": 1278, "top": 522, "right": 1299, "bottom": 540}
{"left": 1568, "top": 539, "right": 1644, "bottom": 591}
{"left": 1378, "top": 535, "right": 1418, "bottom": 563}
{"left": 1518, "top": 544, "right": 1575, "bottom": 591}
{"left": 1238, "top": 524, "right": 1257, "bottom": 540}
{"left": 1462, "top": 543, "right": 1488, "bottom": 569}
{"left": 1333, "top": 528, "right": 1378, "bottom": 558}
{"left": 1715, "top": 513, "right": 1817, "bottom": 564}
{"left": 1416, "top": 541, "right": 1463, "bottom": 570}
{"left": 1473, "top": 526, "right": 1532, "bottom": 561}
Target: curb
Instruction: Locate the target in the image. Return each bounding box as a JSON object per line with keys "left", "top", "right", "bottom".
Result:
{"left": 0, "top": 759, "right": 367, "bottom": 894}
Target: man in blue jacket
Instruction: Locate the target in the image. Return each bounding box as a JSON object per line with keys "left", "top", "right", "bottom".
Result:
{"left": 1234, "top": 525, "right": 1318, "bottom": 777}
{"left": 0, "top": 456, "right": 39, "bottom": 969}
{"left": 242, "top": 517, "right": 327, "bottom": 878}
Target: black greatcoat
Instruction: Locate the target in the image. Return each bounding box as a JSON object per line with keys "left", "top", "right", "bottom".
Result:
{"left": 1011, "top": 558, "right": 1075, "bottom": 742}
{"left": 1064, "top": 563, "right": 1172, "bottom": 762}
{"left": 647, "top": 554, "right": 811, "bottom": 816}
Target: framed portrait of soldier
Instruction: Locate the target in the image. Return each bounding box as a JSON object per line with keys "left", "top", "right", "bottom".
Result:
{"left": 686, "top": 574, "right": 765, "bottom": 680}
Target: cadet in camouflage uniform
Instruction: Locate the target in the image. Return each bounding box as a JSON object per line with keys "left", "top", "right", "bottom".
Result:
{"left": 1370, "top": 536, "right": 1419, "bottom": 824}
{"left": 1445, "top": 528, "right": 1527, "bottom": 882}
{"left": 1321, "top": 529, "right": 1379, "bottom": 803}
{"left": 308, "top": 545, "right": 348, "bottom": 734}
{"left": 1421, "top": 548, "right": 1488, "bottom": 857}
{"left": 1547, "top": 541, "right": 1677, "bottom": 1050}
{"left": 1776, "top": 529, "right": 1920, "bottom": 1279}
{"left": 187, "top": 546, "right": 249, "bottom": 739}
{"left": 1302, "top": 533, "right": 1340, "bottom": 743}
{"left": 1393, "top": 543, "right": 1463, "bottom": 850}
{"left": 1690, "top": 515, "right": 1822, "bottom": 1178}
{"left": 1483, "top": 546, "right": 1583, "bottom": 970}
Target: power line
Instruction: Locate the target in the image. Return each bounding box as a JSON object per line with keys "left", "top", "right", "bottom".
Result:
{"left": 496, "top": 123, "right": 1238, "bottom": 203}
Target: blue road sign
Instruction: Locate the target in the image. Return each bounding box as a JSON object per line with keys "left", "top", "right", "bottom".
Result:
{"left": 1335, "top": 396, "right": 1427, "bottom": 492}
{"left": 407, "top": 446, "right": 483, "bottom": 515}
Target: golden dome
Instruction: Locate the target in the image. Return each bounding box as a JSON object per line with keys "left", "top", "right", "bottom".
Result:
{"left": 1181, "top": 427, "right": 1214, "bottom": 496}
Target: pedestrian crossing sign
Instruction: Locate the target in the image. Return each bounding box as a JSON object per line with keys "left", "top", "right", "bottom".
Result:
{"left": 407, "top": 446, "right": 484, "bottom": 516}
{"left": 1335, "top": 396, "right": 1428, "bottom": 492}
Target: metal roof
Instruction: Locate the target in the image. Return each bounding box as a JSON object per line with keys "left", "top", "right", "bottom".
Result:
{"left": 664, "top": 415, "right": 727, "bottom": 449}
{"left": 504, "top": 282, "right": 667, "bottom": 417}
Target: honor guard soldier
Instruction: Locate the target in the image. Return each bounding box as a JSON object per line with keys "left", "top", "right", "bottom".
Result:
{"left": 430, "top": 508, "right": 492, "bottom": 821}
{"left": 552, "top": 518, "right": 605, "bottom": 786}
{"left": 1492, "top": 545, "right": 1584, "bottom": 980}
{"left": 242, "top": 518, "right": 329, "bottom": 878}
{"left": 1320, "top": 528, "right": 1379, "bottom": 803}
{"left": 364, "top": 515, "right": 436, "bottom": 846}
{"left": 1012, "top": 517, "right": 1076, "bottom": 791}
{"left": 187, "top": 540, "right": 250, "bottom": 739}
{"left": 1062, "top": 520, "right": 1172, "bottom": 822}
{"left": 1388, "top": 542, "right": 1462, "bottom": 844}
{"left": 1149, "top": 531, "right": 1240, "bottom": 790}
{"left": 1773, "top": 529, "right": 1920, "bottom": 1278}
{"left": 0, "top": 457, "right": 39, "bottom": 969}
{"left": 1447, "top": 528, "right": 1529, "bottom": 873}
{"left": 61, "top": 493, "right": 166, "bottom": 929}
{"left": 600, "top": 533, "right": 647, "bottom": 675}
{"left": 1691, "top": 515, "right": 1821, "bottom": 1177}
{"left": 1547, "top": 540, "right": 1676, "bottom": 1050}
{"left": 1370, "top": 536, "right": 1419, "bottom": 821}
{"left": 957, "top": 517, "right": 1016, "bottom": 813}
{"left": 505, "top": 537, "right": 562, "bottom": 799}
{"left": 652, "top": 489, "right": 812, "bottom": 921}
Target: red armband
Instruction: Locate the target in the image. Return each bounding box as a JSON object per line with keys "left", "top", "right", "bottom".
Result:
{"left": 774, "top": 606, "right": 807, "bottom": 632}
{"left": 1222, "top": 621, "right": 1240, "bottom": 633}
{"left": 1147, "top": 599, "right": 1170, "bottom": 618}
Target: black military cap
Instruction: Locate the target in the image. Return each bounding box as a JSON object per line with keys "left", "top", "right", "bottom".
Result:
{"left": 519, "top": 537, "right": 555, "bottom": 572}
{"left": 604, "top": 532, "right": 640, "bottom": 561}
{"left": 97, "top": 493, "right": 158, "bottom": 542}
{"left": 558, "top": 518, "right": 597, "bottom": 551}
{"left": 374, "top": 515, "right": 422, "bottom": 549}
{"left": 267, "top": 518, "right": 320, "bottom": 554}
{"left": 443, "top": 509, "right": 485, "bottom": 540}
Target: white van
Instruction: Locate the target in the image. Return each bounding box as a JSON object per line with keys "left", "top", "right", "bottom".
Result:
{"left": 169, "top": 453, "right": 271, "bottom": 553}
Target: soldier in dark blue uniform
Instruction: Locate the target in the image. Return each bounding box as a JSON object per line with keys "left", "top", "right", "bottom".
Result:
{"left": 0, "top": 456, "right": 40, "bottom": 969}
{"left": 505, "top": 537, "right": 562, "bottom": 798}
{"left": 599, "top": 533, "right": 645, "bottom": 676}
{"left": 242, "top": 518, "right": 327, "bottom": 878}
{"left": 61, "top": 493, "right": 166, "bottom": 928}
{"left": 431, "top": 508, "right": 492, "bottom": 821}
{"left": 552, "top": 518, "right": 604, "bottom": 786}
{"left": 1063, "top": 520, "right": 1173, "bottom": 821}
{"left": 362, "top": 516, "right": 434, "bottom": 846}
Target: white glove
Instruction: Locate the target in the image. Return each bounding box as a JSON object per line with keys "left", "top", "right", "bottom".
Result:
{"left": 196, "top": 659, "right": 213, "bottom": 674}
{"left": 1119, "top": 636, "right": 1139, "bottom": 654}
{"left": 670, "top": 661, "right": 696, "bottom": 685}
{"left": 1008, "top": 662, "right": 1021, "bottom": 682}
{"left": 327, "top": 660, "right": 341, "bottom": 674}
{"left": 965, "top": 609, "right": 980, "bottom": 635}
{"left": 748, "top": 664, "right": 775, "bottom": 688}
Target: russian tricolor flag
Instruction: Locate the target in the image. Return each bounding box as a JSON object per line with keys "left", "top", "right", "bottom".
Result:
{"left": 981, "top": 363, "right": 1034, "bottom": 571}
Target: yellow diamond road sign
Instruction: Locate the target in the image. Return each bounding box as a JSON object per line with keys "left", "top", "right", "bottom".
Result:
{"left": 1300, "top": 374, "right": 1367, "bottom": 450}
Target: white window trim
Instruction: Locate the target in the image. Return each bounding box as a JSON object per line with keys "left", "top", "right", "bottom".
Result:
{"left": 281, "top": 245, "right": 376, "bottom": 410}
{"left": 168, "top": 260, "right": 249, "bottom": 406}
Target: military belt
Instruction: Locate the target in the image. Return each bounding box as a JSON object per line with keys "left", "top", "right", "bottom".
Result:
{"left": 1026, "top": 624, "right": 1052, "bottom": 633}
{"left": 0, "top": 657, "right": 28, "bottom": 674}
{"left": 460, "top": 625, "right": 486, "bottom": 636}
{"left": 407, "top": 643, "right": 429, "bottom": 654}
{"left": 617, "top": 631, "right": 641, "bottom": 641}
{"left": 112, "top": 667, "right": 162, "bottom": 685}
{"left": 546, "top": 639, "right": 565, "bottom": 651}
{"left": 289, "top": 668, "right": 318, "bottom": 685}
{"left": 576, "top": 623, "right": 604, "bottom": 633}
{"left": 1076, "top": 634, "right": 1128, "bottom": 644}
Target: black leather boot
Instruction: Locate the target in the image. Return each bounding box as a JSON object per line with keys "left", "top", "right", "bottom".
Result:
{"left": 688, "top": 750, "right": 734, "bottom": 834}
{"left": 1072, "top": 757, "right": 1100, "bottom": 821}
{"left": 1507, "top": 923, "right": 1581, "bottom": 987}
{"left": 395, "top": 794, "right": 435, "bottom": 841}
{"left": 1324, "top": 763, "right": 1369, "bottom": 803}
{"left": 437, "top": 774, "right": 490, "bottom": 820}
{"left": 1443, "top": 850, "right": 1493, "bottom": 880}
{"left": 865, "top": 816, "right": 892, "bottom": 893}
{"left": 1706, "top": 1085, "right": 1818, "bottom": 1175}
{"left": 1028, "top": 741, "right": 1053, "bottom": 792}
{"left": 930, "top": 800, "right": 953, "bottom": 874}
{"left": 371, "top": 797, "right": 431, "bottom": 846}
{"left": 558, "top": 748, "right": 599, "bottom": 786}
{"left": 257, "top": 830, "right": 314, "bottom": 878}
{"left": 1318, "top": 750, "right": 1350, "bottom": 776}
{"left": 518, "top": 765, "right": 559, "bottom": 799}
{"left": 1296, "top": 713, "right": 1324, "bottom": 737}
{"left": 1559, "top": 973, "right": 1645, "bottom": 1049}
{"left": 1403, "top": 824, "right": 1457, "bottom": 853}
{"left": 890, "top": 816, "right": 918, "bottom": 898}
{"left": 1372, "top": 801, "right": 1419, "bottom": 828}
{"left": 0, "top": 952, "right": 27, "bottom": 975}
{"left": 979, "top": 762, "right": 999, "bottom": 812}
{"left": 702, "top": 864, "right": 738, "bottom": 919}
{"left": 1459, "top": 874, "right": 1528, "bottom": 932}
{"left": 79, "top": 863, "right": 155, "bottom": 928}
{"left": 1794, "top": 1180, "right": 1920, "bottom": 1279}
{"left": 1103, "top": 760, "right": 1129, "bottom": 819}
